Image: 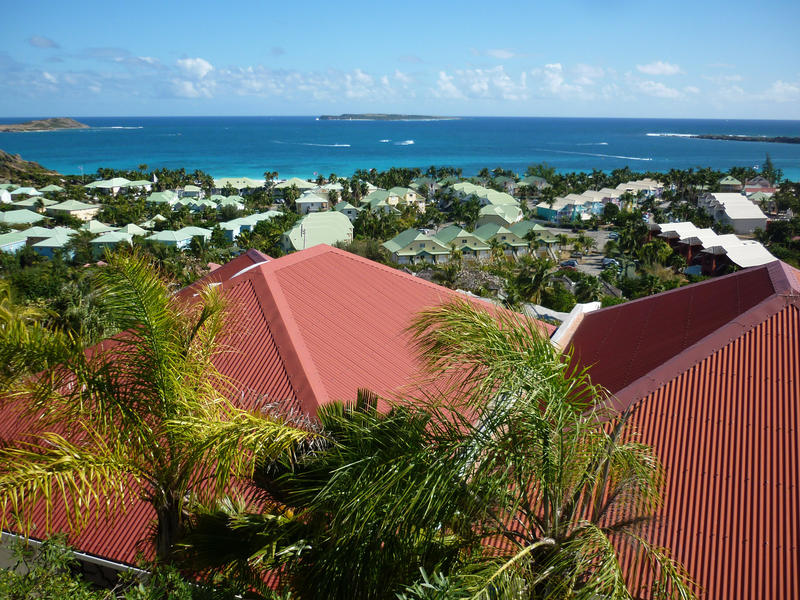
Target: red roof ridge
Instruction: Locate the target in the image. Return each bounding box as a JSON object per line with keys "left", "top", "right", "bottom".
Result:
{"left": 611, "top": 284, "right": 799, "bottom": 412}
{"left": 269, "top": 244, "right": 494, "bottom": 306}
{"left": 584, "top": 261, "right": 783, "bottom": 323}
{"left": 767, "top": 259, "right": 800, "bottom": 296}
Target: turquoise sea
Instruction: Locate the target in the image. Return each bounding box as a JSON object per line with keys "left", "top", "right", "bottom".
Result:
{"left": 1, "top": 116, "right": 799, "bottom": 180}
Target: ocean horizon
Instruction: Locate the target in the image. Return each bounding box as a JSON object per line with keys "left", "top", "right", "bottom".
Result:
{"left": 1, "top": 116, "right": 799, "bottom": 181}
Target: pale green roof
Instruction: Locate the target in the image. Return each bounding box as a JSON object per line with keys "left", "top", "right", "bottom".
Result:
{"left": 10, "top": 187, "right": 41, "bottom": 196}
{"left": 719, "top": 176, "right": 742, "bottom": 185}
{"left": 383, "top": 228, "right": 451, "bottom": 255}
{"left": 126, "top": 180, "right": 152, "bottom": 188}
{"left": 183, "top": 185, "right": 202, "bottom": 192}
{"left": 91, "top": 231, "right": 133, "bottom": 245}
{"left": 434, "top": 225, "right": 490, "bottom": 250}
{"left": 474, "top": 223, "right": 511, "bottom": 241}
{"left": 176, "top": 226, "right": 211, "bottom": 238}
{"left": 274, "top": 177, "right": 317, "bottom": 190}
{"left": 388, "top": 186, "right": 415, "bottom": 196}
{"left": 81, "top": 220, "right": 118, "bottom": 234}
{"left": 48, "top": 200, "right": 98, "bottom": 212}
{"left": 283, "top": 211, "right": 353, "bottom": 251}
{"left": 0, "top": 209, "right": 47, "bottom": 224}
{"left": 146, "top": 230, "right": 185, "bottom": 243}
{"left": 191, "top": 199, "right": 217, "bottom": 210}
{"left": 0, "top": 231, "right": 27, "bottom": 247}
{"left": 214, "top": 177, "right": 264, "bottom": 190}
{"left": 118, "top": 223, "right": 147, "bottom": 236}
{"left": 334, "top": 201, "right": 359, "bottom": 212}
{"left": 12, "top": 197, "right": 57, "bottom": 208}
{"left": 87, "top": 177, "right": 130, "bottom": 189}
{"left": 146, "top": 191, "right": 178, "bottom": 204}
{"left": 478, "top": 203, "right": 523, "bottom": 222}
{"left": 364, "top": 189, "right": 390, "bottom": 203}
{"left": 238, "top": 210, "right": 282, "bottom": 226}
{"left": 39, "top": 184, "right": 64, "bottom": 193}
{"left": 32, "top": 230, "right": 76, "bottom": 248}
{"left": 19, "top": 225, "right": 62, "bottom": 238}
{"left": 509, "top": 221, "right": 547, "bottom": 237}
{"left": 296, "top": 193, "right": 327, "bottom": 204}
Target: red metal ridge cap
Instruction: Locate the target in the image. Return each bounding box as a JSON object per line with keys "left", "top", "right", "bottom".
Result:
{"left": 213, "top": 245, "right": 555, "bottom": 415}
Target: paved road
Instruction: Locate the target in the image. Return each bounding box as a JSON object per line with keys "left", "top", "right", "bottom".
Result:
{"left": 545, "top": 226, "right": 611, "bottom": 276}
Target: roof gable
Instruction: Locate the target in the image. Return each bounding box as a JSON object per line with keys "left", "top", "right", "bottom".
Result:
{"left": 568, "top": 261, "right": 799, "bottom": 408}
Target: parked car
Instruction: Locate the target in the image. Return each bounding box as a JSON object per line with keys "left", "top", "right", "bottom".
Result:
{"left": 608, "top": 231, "right": 619, "bottom": 240}
{"left": 602, "top": 257, "right": 619, "bottom": 268}
{"left": 560, "top": 259, "right": 579, "bottom": 270}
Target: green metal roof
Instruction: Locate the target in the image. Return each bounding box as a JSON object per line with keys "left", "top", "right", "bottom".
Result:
{"left": 118, "top": 223, "right": 147, "bottom": 236}
{"left": 12, "top": 197, "right": 57, "bottom": 208}
{"left": 39, "top": 184, "right": 64, "bottom": 193}
{"left": 719, "top": 176, "right": 742, "bottom": 185}
{"left": 81, "top": 220, "right": 118, "bottom": 234}
{"left": 434, "top": 225, "right": 490, "bottom": 250}
{"left": 274, "top": 177, "right": 316, "bottom": 190}
{"left": 0, "top": 209, "right": 47, "bottom": 224}
{"left": 509, "top": 220, "right": 547, "bottom": 237}
{"left": 283, "top": 211, "right": 353, "bottom": 251}
{"left": 91, "top": 231, "right": 133, "bottom": 245}
{"left": 0, "top": 231, "right": 27, "bottom": 246}
{"left": 383, "top": 228, "right": 451, "bottom": 255}
{"left": 48, "top": 200, "right": 98, "bottom": 211}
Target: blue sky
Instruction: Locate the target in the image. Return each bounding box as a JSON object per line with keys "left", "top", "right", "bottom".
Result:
{"left": 1, "top": 0, "right": 799, "bottom": 118}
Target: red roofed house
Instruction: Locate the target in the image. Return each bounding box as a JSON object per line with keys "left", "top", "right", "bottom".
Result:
{"left": 561, "top": 260, "right": 800, "bottom": 600}
{"left": 0, "top": 245, "right": 554, "bottom": 577}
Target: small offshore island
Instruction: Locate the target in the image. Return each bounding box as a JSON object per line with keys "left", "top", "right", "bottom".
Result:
{"left": 0, "top": 117, "right": 89, "bottom": 133}
{"left": 693, "top": 134, "right": 800, "bottom": 144}
{"left": 319, "top": 113, "right": 457, "bottom": 121}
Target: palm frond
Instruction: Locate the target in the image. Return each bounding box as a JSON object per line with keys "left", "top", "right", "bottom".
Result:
{"left": 0, "top": 429, "right": 143, "bottom": 536}
{"left": 169, "top": 399, "right": 317, "bottom": 496}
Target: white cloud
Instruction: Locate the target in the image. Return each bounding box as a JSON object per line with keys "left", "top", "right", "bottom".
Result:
{"left": 486, "top": 49, "right": 515, "bottom": 60}
{"left": 393, "top": 70, "right": 412, "bottom": 85}
{"left": 29, "top": 36, "right": 59, "bottom": 49}
{"left": 760, "top": 80, "right": 800, "bottom": 103}
{"left": 636, "top": 61, "right": 682, "bottom": 76}
{"left": 635, "top": 79, "right": 682, "bottom": 98}
{"left": 574, "top": 64, "right": 605, "bottom": 86}
{"left": 434, "top": 71, "right": 465, "bottom": 99}
{"left": 176, "top": 57, "right": 213, "bottom": 79}
{"left": 537, "top": 63, "right": 583, "bottom": 97}
{"left": 42, "top": 71, "right": 57, "bottom": 84}
{"left": 433, "top": 66, "right": 528, "bottom": 101}
{"left": 684, "top": 86, "right": 700, "bottom": 94}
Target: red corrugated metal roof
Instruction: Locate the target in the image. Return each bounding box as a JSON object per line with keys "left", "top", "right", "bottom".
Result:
{"left": 2, "top": 245, "right": 554, "bottom": 567}
{"left": 568, "top": 260, "right": 800, "bottom": 600}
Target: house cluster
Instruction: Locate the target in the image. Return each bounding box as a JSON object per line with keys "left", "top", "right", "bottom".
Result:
{"left": 649, "top": 221, "right": 775, "bottom": 275}
{"left": 698, "top": 192, "right": 768, "bottom": 234}
{"left": 2, "top": 244, "right": 796, "bottom": 600}
{"left": 535, "top": 178, "right": 664, "bottom": 222}
{"left": 383, "top": 220, "right": 559, "bottom": 264}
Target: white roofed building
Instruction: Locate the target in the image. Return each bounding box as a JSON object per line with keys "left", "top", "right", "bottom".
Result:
{"left": 699, "top": 193, "right": 768, "bottom": 234}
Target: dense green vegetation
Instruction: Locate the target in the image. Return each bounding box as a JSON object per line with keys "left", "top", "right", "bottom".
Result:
{"left": 1, "top": 265, "right": 697, "bottom": 598}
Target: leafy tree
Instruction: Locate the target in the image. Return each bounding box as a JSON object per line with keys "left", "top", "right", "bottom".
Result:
{"left": 0, "top": 535, "right": 110, "bottom": 599}
{"left": 0, "top": 252, "right": 313, "bottom": 560}
{"left": 178, "top": 301, "right": 696, "bottom": 600}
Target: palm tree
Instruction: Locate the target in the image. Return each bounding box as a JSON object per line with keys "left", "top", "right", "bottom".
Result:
{"left": 0, "top": 252, "right": 313, "bottom": 560}
{"left": 513, "top": 254, "right": 554, "bottom": 304}
{"left": 178, "top": 301, "right": 697, "bottom": 599}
